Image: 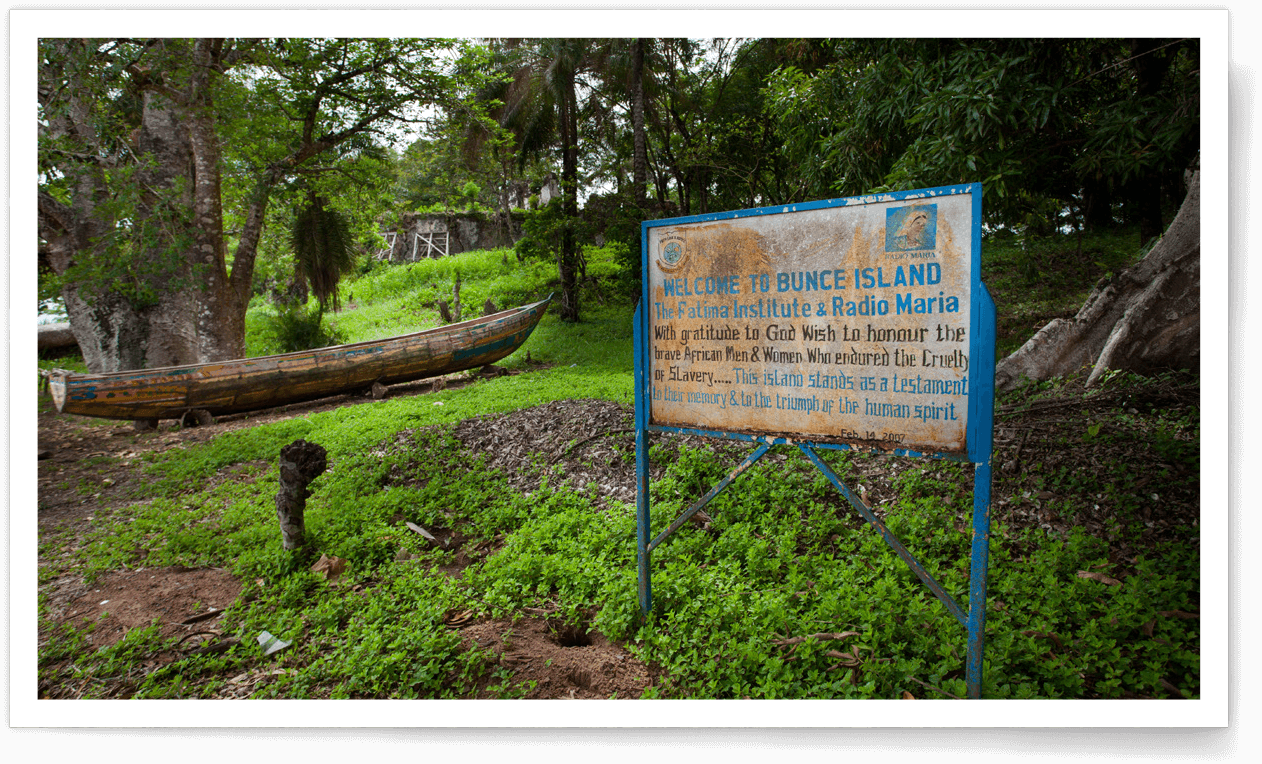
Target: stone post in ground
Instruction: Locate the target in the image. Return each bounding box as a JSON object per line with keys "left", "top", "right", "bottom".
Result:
{"left": 275, "top": 439, "right": 327, "bottom": 551}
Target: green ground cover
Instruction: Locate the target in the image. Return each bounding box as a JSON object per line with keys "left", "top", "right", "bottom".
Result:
{"left": 38, "top": 233, "right": 1199, "bottom": 700}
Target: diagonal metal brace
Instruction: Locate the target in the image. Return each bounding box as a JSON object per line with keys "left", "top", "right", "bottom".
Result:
{"left": 798, "top": 444, "right": 968, "bottom": 629}
{"left": 648, "top": 442, "right": 772, "bottom": 553}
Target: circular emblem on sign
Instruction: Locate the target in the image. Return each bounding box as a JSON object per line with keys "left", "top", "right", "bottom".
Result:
{"left": 663, "top": 241, "right": 683, "bottom": 265}
{"left": 657, "top": 236, "right": 686, "bottom": 271}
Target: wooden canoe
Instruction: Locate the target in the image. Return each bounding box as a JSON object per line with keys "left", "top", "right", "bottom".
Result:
{"left": 45, "top": 296, "right": 550, "bottom": 421}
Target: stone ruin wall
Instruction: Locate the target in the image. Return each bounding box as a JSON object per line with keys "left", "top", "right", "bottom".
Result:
{"left": 381, "top": 212, "right": 523, "bottom": 263}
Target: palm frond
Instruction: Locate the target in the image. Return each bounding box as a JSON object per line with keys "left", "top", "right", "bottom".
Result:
{"left": 291, "top": 196, "right": 354, "bottom": 312}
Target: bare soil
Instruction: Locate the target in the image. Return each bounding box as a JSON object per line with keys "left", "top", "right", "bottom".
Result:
{"left": 462, "top": 613, "right": 657, "bottom": 699}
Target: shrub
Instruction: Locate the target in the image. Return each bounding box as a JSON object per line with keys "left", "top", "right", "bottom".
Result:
{"left": 264, "top": 302, "right": 347, "bottom": 353}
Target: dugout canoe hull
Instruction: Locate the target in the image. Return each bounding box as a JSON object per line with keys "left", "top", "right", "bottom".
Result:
{"left": 46, "top": 296, "right": 550, "bottom": 421}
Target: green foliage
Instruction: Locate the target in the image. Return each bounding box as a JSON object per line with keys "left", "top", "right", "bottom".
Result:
{"left": 38, "top": 355, "right": 89, "bottom": 378}
{"left": 581, "top": 191, "right": 645, "bottom": 299}
{"left": 252, "top": 301, "right": 347, "bottom": 355}
{"left": 514, "top": 199, "right": 574, "bottom": 263}
{"left": 981, "top": 226, "right": 1148, "bottom": 357}
{"left": 41, "top": 256, "right": 1198, "bottom": 699}
{"left": 980, "top": 528, "right": 1199, "bottom": 699}
{"left": 402, "top": 202, "right": 499, "bottom": 218}
{"left": 40, "top": 37, "right": 481, "bottom": 370}
{"left": 58, "top": 169, "right": 203, "bottom": 311}
{"left": 765, "top": 39, "right": 1199, "bottom": 231}
{"left": 291, "top": 197, "right": 356, "bottom": 312}
{"left": 291, "top": 246, "right": 580, "bottom": 350}
{"left": 461, "top": 180, "right": 482, "bottom": 209}
{"left": 38, "top": 43, "right": 1202, "bottom": 697}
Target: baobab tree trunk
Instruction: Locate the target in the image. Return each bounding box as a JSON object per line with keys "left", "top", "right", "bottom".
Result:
{"left": 38, "top": 39, "right": 251, "bottom": 374}
{"left": 994, "top": 170, "right": 1200, "bottom": 393}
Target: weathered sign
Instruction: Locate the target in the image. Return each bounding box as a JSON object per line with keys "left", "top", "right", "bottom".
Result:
{"left": 643, "top": 186, "right": 980, "bottom": 455}
{"left": 634, "top": 184, "right": 997, "bottom": 698}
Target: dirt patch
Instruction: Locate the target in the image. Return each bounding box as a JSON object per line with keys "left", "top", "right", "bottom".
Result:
{"left": 453, "top": 398, "right": 640, "bottom": 506}
{"left": 54, "top": 566, "right": 241, "bottom": 650}
{"left": 460, "top": 613, "right": 659, "bottom": 699}
{"left": 35, "top": 368, "right": 527, "bottom": 523}
{"left": 451, "top": 397, "right": 756, "bottom": 510}
{"left": 36, "top": 375, "right": 669, "bottom": 700}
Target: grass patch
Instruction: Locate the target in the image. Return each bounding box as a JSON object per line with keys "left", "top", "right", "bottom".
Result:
{"left": 38, "top": 235, "right": 1198, "bottom": 700}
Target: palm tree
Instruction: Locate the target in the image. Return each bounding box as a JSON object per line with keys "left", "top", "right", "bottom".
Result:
{"left": 290, "top": 193, "right": 354, "bottom": 313}
{"left": 630, "top": 38, "right": 650, "bottom": 212}
{"left": 586, "top": 38, "right": 656, "bottom": 212}
{"left": 477, "top": 39, "right": 595, "bottom": 322}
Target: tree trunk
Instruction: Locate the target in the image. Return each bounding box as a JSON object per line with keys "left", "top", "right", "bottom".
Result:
{"left": 40, "top": 38, "right": 420, "bottom": 375}
{"left": 557, "top": 69, "right": 581, "bottom": 322}
{"left": 38, "top": 39, "right": 250, "bottom": 373}
{"left": 994, "top": 170, "right": 1199, "bottom": 393}
{"left": 631, "top": 38, "right": 648, "bottom": 212}
{"left": 1082, "top": 174, "right": 1115, "bottom": 229}
{"left": 185, "top": 38, "right": 247, "bottom": 362}
{"left": 1126, "top": 38, "right": 1177, "bottom": 248}
{"left": 275, "top": 440, "right": 328, "bottom": 552}
{"left": 1127, "top": 175, "right": 1165, "bottom": 246}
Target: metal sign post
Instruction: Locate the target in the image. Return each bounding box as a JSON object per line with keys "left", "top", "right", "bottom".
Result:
{"left": 633, "top": 184, "right": 996, "bottom": 698}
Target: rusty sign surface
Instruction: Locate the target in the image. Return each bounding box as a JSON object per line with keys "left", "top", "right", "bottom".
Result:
{"left": 644, "top": 187, "right": 978, "bottom": 455}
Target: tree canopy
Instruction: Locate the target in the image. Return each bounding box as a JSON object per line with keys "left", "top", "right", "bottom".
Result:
{"left": 38, "top": 37, "right": 472, "bottom": 371}
{"left": 39, "top": 36, "right": 1201, "bottom": 370}
{"left": 763, "top": 39, "right": 1199, "bottom": 237}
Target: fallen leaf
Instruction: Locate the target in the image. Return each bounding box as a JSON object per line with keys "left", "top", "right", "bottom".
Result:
{"left": 405, "top": 521, "right": 437, "bottom": 542}
{"left": 186, "top": 637, "right": 238, "bottom": 657}
{"left": 902, "top": 690, "right": 915, "bottom": 699}
{"left": 179, "top": 608, "right": 224, "bottom": 625}
{"left": 1021, "top": 629, "right": 1064, "bottom": 649}
{"left": 1158, "top": 610, "right": 1198, "bottom": 619}
{"left": 1141, "top": 619, "right": 1157, "bottom": 637}
{"left": 443, "top": 609, "right": 474, "bottom": 628}
{"left": 310, "top": 553, "right": 346, "bottom": 581}
{"left": 1076, "top": 570, "right": 1122, "bottom": 586}
{"left": 824, "top": 648, "right": 863, "bottom": 667}
{"left": 1159, "top": 678, "right": 1187, "bottom": 698}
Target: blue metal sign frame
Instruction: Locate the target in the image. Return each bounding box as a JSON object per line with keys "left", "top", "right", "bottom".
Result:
{"left": 633, "top": 183, "right": 996, "bottom": 698}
